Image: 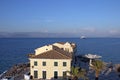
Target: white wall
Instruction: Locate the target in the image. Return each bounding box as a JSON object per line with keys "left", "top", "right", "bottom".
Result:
{"left": 35, "top": 45, "right": 53, "bottom": 55}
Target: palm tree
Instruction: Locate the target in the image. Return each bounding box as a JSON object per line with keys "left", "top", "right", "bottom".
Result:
{"left": 67, "top": 66, "right": 88, "bottom": 80}
{"left": 91, "top": 60, "right": 106, "bottom": 80}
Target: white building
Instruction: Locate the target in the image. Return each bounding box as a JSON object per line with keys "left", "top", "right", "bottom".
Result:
{"left": 29, "top": 42, "right": 76, "bottom": 79}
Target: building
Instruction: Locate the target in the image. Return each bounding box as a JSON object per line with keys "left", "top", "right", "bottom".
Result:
{"left": 29, "top": 42, "right": 76, "bottom": 80}
{"left": 53, "top": 42, "right": 76, "bottom": 53}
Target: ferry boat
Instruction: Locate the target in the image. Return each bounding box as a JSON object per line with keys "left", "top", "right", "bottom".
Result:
{"left": 80, "top": 36, "right": 86, "bottom": 39}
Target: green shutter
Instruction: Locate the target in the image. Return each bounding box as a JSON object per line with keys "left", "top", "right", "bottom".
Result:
{"left": 54, "top": 62, "right": 58, "bottom": 66}
{"left": 63, "top": 71, "right": 67, "bottom": 78}
{"left": 54, "top": 71, "right": 58, "bottom": 79}
{"left": 34, "top": 61, "right": 37, "bottom": 66}
{"left": 42, "top": 71, "right": 46, "bottom": 79}
{"left": 43, "top": 62, "right": 46, "bottom": 66}
{"left": 63, "top": 62, "right": 67, "bottom": 66}
{"left": 34, "top": 70, "right": 38, "bottom": 78}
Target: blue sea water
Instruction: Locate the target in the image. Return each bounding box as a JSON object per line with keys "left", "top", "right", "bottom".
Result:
{"left": 0, "top": 38, "right": 120, "bottom": 74}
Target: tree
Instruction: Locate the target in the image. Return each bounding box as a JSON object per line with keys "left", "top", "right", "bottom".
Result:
{"left": 67, "top": 66, "right": 88, "bottom": 80}
{"left": 91, "top": 60, "right": 106, "bottom": 80}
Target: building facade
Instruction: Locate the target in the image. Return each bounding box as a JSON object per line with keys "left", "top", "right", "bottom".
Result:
{"left": 29, "top": 42, "right": 76, "bottom": 79}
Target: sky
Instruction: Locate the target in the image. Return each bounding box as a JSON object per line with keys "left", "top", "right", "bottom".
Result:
{"left": 0, "top": 0, "right": 120, "bottom": 37}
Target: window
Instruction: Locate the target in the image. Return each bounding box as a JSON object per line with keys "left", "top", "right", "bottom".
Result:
{"left": 54, "top": 71, "right": 58, "bottom": 79}
{"left": 54, "top": 62, "right": 58, "bottom": 66}
{"left": 63, "top": 62, "right": 67, "bottom": 66}
{"left": 63, "top": 71, "right": 67, "bottom": 78}
{"left": 42, "top": 71, "right": 46, "bottom": 79}
{"left": 34, "top": 70, "right": 38, "bottom": 78}
{"left": 34, "top": 61, "right": 37, "bottom": 66}
{"left": 43, "top": 61, "right": 46, "bottom": 66}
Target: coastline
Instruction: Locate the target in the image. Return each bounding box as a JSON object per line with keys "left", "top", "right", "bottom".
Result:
{"left": 1, "top": 38, "right": 120, "bottom": 79}
{"left": 0, "top": 63, "right": 30, "bottom": 80}
{"left": 1, "top": 55, "right": 120, "bottom": 80}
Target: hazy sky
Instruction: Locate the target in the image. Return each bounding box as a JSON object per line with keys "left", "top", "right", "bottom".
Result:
{"left": 0, "top": 0, "right": 120, "bottom": 37}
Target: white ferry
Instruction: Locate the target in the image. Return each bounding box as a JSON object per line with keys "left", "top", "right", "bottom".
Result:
{"left": 80, "top": 36, "right": 86, "bottom": 39}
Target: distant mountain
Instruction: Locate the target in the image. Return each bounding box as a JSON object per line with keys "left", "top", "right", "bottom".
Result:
{"left": 0, "top": 32, "right": 77, "bottom": 38}
{"left": 0, "top": 32, "right": 120, "bottom": 38}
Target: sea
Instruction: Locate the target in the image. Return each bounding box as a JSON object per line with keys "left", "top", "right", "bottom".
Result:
{"left": 0, "top": 38, "right": 120, "bottom": 74}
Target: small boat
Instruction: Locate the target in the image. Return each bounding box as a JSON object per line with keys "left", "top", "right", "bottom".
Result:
{"left": 80, "top": 36, "right": 86, "bottom": 39}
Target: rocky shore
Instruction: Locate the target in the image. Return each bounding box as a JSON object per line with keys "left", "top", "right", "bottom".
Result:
{"left": 75, "top": 55, "right": 120, "bottom": 80}
{"left": 1, "top": 55, "right": 120, "bottom": 80}
{"left": 0, "top": 63, "right": 30, "bottom": 80}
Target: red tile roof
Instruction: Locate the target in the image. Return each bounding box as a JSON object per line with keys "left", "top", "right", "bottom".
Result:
{"left": 29, "top": 46, "right": 72, "bottom": 59}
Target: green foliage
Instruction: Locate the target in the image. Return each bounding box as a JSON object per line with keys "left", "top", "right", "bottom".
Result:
{"left": 92, "top": 60, "right": 106, "bottom": 72}
{"left": 91, "top": 59, "right": 106, "bottom": 80}
{"left": 71, "top": 66, "right": 79, "bottom": 76}
{"left": 67, "top": 66, "right": 89, "bottom": 80}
